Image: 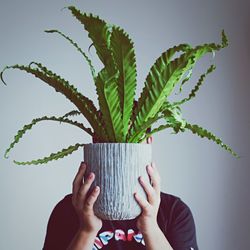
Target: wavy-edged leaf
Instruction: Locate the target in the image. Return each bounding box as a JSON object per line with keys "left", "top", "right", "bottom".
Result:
{"left": 45, "top": 29, "right": 96, "bottom": 79}
{"left": 13, "top": 143, "right": 84, "bottom": 165}
{"left": 95, "top": 68, "right": 123, "bottom": 142}
{"left": 173, "top": 64, "right": 216, "bottom": 106}
{"left": 128, "top": 44, "right": 191, "bottom": 138}
{"left": 130, "top": 31, "right": 228, "bottom": 140}
{"left": 110, "top": 26, "right": 137, "bottom": 140}
{"left": 185, "top": 122, "right": 239, "bottom": 158}
{"left": 0, "top": 66, "right": 8, "bottom": 85}
{"left": 127, "top": 112, "right": 164, "bottom": 143}
{"left": 67, "top": 6, "right": 117, "bottom": 76}
{"left": 0, "top": 63, "right": 107, "bottom": 140}
{"left": 139, "top": 123, "right": 172, "bottom": 143}
{"left": 62, "top": 110, "right": 81, "bottom": 119}
{"left": 4, "top": 115, "right": 93, "bottom": 159}
{"left": 176, "top": 68, "right": 193, "bottom": 94}
{"left": 161, "top": 105, "right": 187, "bottom": 133}
{"left": 138, "top": 103, "right": 186, "bottom": 142}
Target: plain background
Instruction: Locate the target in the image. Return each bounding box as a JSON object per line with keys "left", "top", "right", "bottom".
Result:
{"left": 0, "top": 0, "right": 249, "bottom": 249}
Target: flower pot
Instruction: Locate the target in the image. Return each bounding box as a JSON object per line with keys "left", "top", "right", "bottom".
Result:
{"left": 83, "top": 143, "right": 152, "bottom": 220}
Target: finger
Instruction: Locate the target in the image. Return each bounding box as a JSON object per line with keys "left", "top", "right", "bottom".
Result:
{"left": 72, "top": 162, "right": 86, "bottom": 206}
{"left": 84, "top": 186, "right": 100, "bottom": 212}
{"left": 139, "top": 176, "right": 155, "bottom": 204}
{"left": 76, "top": 172, "right": 96, "bottom": 208}
{"left": 134, "top": 192, "right": 151, "bottom": 213}
{"left": 73, "top": 162, "right": 86, "bottom": 192}
{"left": 147, "top": 163, "right": 161, "bottom": 193}
{"left": 146, "top": 136, "right": 153, "bottom": 144}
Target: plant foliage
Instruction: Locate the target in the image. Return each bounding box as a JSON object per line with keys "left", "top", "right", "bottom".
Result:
{"left": 1, "top": 6, "right": 239, "bottom": 165}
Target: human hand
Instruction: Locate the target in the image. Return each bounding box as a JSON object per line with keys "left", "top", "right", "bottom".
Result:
{"left": 72, "top": 162, "right": 102, "bottom": 234}
{"left": 134, "top": 162, "right": 161, "bottom": 235}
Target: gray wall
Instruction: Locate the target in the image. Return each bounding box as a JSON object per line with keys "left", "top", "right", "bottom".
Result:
{"left": 0, "top": 0, "right": 249, "bottom": 249}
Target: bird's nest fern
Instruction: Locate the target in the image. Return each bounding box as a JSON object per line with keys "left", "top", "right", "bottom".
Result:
{"left": 1, "top": 5, "right": 239, "bottom": 165}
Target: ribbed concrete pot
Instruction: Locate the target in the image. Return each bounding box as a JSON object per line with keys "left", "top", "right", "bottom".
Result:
{"left": 84, "top": 143, "right": 152, "bottom": 220}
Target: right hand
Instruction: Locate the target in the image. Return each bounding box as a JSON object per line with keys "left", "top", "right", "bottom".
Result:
{"left": 72, "top": 162, "right": 102, "bottom": 234}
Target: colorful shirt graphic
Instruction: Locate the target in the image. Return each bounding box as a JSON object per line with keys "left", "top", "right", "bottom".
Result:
{"left": 93, "top": 229, "right": 145, "bottom": 249}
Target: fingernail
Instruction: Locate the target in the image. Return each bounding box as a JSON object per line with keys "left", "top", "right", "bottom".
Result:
{"left": 147, "top": 136, "right": 152, "bottom": 144}
{"left": 139, "top": 176, "right": 144, "bottom": 182}
{"left": 80, "top": 162, "right": 86, "bottom": 169}
{"left": 94, "top": 186, "right": 99, "bottom": 192}
{"left": 88, "top": 172, "right": 94, "bottom": 179}
{"left": 147, "top": 164, "right": 153, "bottom": 172}
{"left": 151, "top": 162, "right": 156, "bottom": 168}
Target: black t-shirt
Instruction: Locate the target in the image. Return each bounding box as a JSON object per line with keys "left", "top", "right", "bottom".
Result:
{"left": 43, "top": 192, "right": 198, "bottom": 250}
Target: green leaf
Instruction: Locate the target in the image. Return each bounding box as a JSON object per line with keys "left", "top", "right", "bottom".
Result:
{"left": 13, "top": 143, "right": 84, "bottom": 165}
{"left": 0, "top": 63, "right": 107, "bottom": 140}
{"left": 4, "top": 115, "right": 93, "bottom": 159}
{"left": 130, "top": 31, "right": 228, "bottom": 140}
{"left": 173, "top": 64, "right": 216, "bottom": 106}
{"left": 95, "top": 68, "right": 123, "bottom": 142}
{"left": 61, "top": 110, "right": 81, "bottom": 119}
{"left": 140, "top": 123, "right": 172, "bottom": 143}
{"left": 161, "top": 104, "right": 187, "bottom": 133}
{"left": 128, "top": 112, "right": 164, "bottom": 142}
{"left": 110, "top": 26, "right": 137, "bottom": 140}
{"left": 139, "top": 103, "right": 186, "bottom": 142}
{"left": 185, "top": 122, "right": 239, "bottom": 158}
{"left": 128, "top": 44, "right": 191, "bottom": 139}
{"left": 67, "top": 6, "right": 116, "bottom": 76}
{"left": 44, "top": 29, "right": 96, "bottom": 79}
{"left": 176, "top": 68, "right": 193, "bottom": 94}
{"left": 0, "top": 66, "right": 8, "bottom": 85}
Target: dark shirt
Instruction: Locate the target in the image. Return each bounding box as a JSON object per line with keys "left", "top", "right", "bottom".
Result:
{"left": 43, "top": 192, "right": 198, "bottom": 250}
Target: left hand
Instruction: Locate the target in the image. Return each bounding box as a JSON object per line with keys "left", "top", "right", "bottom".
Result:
{"left": 134, "top": 161, "right": 161, "bottom": 235}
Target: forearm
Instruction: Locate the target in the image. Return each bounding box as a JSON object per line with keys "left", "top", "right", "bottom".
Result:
{"left": 143, "top": 226, "right": 173, "bottom": 250}
{"left": 67, "top": 230, "right": 97, "bottom": 250}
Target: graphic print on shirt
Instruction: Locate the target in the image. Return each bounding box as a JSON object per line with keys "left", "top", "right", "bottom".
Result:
{"left": 92, "top": 228, "right": 145, "bottom": 249}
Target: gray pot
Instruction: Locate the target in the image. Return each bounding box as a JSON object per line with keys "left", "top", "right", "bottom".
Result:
{"left": 84, "top": 143, "right": 152, "bottom": 220}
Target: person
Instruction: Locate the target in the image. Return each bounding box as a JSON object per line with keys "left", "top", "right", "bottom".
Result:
{"left": 43, "top": 136, "right": 198, "bottom": 250}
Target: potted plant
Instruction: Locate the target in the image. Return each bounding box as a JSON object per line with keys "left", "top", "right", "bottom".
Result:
{"left": 1, "top": 6, "right": 238, "bottom": 220}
